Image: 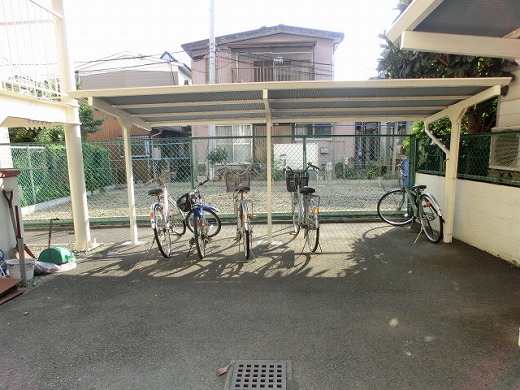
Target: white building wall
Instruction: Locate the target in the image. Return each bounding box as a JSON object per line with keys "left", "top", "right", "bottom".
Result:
{"left": 497, "top": 67, "right": 520, "bottom": 127}
{"left": 416, "top": 173, "right": 520, "bottom": 265}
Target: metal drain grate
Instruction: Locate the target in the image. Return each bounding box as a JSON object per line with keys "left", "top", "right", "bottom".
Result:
{"left": 229, "top": 360, "right": 287, "bottom": 390}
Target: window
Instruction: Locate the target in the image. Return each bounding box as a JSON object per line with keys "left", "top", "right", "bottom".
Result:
{"left": 215, "top": 124, "right": 252, "bottom": 163}
{"left": 355, "top": 122, "right": 380, "bottom": 164}
{"left": 294, "top": 123, "right": 332, "bottom": 136}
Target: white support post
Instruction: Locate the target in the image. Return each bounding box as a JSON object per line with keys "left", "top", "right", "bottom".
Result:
{"left": 443, "top": 109, "right": 465, "bottom": 243}
{"left": 266, "top": 118, "right": 273, "bottom": 244}
{"left": 423, "top": 85, "right": 503, "bottom": 244}
{"left": 118, "top": 118, "right": 139, "bottom": 245}
{"left": 53, "top": 0, "right": 91, "bottom": 251}
{"left": 263, "top": 89, "right": 273, "bottom": 244}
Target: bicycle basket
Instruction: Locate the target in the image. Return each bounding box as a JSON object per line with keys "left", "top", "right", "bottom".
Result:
{"left": 285, "top": 171, "right": 309, "bottom": 192}
{"left": 176, "top": 193, "right": 191, "bottom": 212}
{"left": 225, "top": 170, "right": 251, "bottom": 192}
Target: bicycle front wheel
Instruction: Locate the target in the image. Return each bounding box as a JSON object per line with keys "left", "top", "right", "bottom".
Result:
{"left": 291, "top": 192, "right": 300, "bottom": 235}
{"left": 377, "top": 189, "right": 414, "bottom": 226}
{"left": 305, "top": 196, "right": 319, "bottom": 252}
{"left": 192, "top": 213, "right": 205, "bottom": 259}
{"left": 153, "top": 203, "right": 171, "bottom": 258}
{"left": 242, "top": 201, "right": 253, "bottom": 260}
{"left": 186, "top": 208, "right": 221, "bottom": 237}
{"left": 419, "top": 194, "right": 443, "bottom": 243}
{"left": 168, "top": 198, "right": 186, "bottom": 236}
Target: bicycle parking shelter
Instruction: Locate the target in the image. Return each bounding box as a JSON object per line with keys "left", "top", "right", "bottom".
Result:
{"left": 69, "top": 77, "right": 511, "bottom": 248}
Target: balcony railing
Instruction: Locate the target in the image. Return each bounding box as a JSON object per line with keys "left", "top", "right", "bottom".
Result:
{"left": 232, "top": 65, "right": 318, "bottom": 83}
{"left": 0, "top": 0, "right": 61, "bottom": 100}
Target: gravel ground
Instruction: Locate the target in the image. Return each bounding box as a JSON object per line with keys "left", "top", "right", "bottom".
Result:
{"left": 23, "top": 178, "right": 394, "bottom": 222}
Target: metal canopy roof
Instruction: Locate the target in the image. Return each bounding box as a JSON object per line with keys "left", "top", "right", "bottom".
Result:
{"left": 69, "top": 78, "right": 511, "bottom": 130}
{"left": 386, "top": 0, "right": 520, "bottom": 59}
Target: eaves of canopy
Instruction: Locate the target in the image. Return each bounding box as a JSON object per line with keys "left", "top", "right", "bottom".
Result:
{"left": 68, "top": 78, "right": 511, "bottom": 130}
{"left": 386, "top": 0, "right": 520, "bottom": 60}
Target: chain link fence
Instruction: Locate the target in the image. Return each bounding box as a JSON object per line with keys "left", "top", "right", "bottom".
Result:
{"left": 3, "top": 130, "right": 519, "bottom": 225}
{"left": 416, "top": 130, "right": 520, "bottom": 185}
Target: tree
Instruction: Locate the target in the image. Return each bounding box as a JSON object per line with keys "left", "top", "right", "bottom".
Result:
{"left": 377, "top": 0, "right": 517, "bottom": 135}
{"left": 9, "top": 101, "right": 104, "bottom": 143}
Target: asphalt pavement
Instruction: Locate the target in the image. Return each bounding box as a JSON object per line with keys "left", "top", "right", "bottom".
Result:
{"left": 1, "top": 222, "right": 519, "bottom": 390}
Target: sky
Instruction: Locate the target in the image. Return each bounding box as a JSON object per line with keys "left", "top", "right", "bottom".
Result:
{"left": 63, "top": 0, "right": 401, "bottom": 81}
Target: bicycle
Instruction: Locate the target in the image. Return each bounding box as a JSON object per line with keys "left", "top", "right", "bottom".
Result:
{"left": 178, "top": 177, "right": 222, "bottom": 259}
{"left": 232, "top": 183, "right": 253, "bottom": 260}
{"left": 284, "top": 162, "right": 321, "bottom": 252}
{"left": 147, "top": 172, "right": 187, "bottom": 258}
{"left": 376, "top": 163, "right": 444, "bottom": 243}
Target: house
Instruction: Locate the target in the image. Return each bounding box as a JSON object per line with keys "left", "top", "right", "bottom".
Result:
{"left": 76, "top": 51, "right": 192, "bottom": 141}
{"left": 181, "top": 25, "right": 407, "bottom": 175}
{"left": 181, "top": 25, "right": 353, "bottom": 169}
{"left": 75, "top": 51, "right": 193, "bottom": 182}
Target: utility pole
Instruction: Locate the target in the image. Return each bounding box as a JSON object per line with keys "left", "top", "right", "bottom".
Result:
{"left": 209, "top": 0, "right": 216, "bottom": 85}
{"left": 208, "top": 0, "right": 216, "bottom": 178}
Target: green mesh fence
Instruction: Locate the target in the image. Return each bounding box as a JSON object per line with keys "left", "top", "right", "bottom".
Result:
{"left": 416, "top": 130, "right": 520, "bottom": 186}
{"left": 3, "top": 130, "right": 518, "bottom": 225}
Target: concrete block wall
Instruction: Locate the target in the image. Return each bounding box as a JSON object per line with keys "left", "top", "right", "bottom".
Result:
{"left": 416, "top": 173, "right": 519, "bottom": 266}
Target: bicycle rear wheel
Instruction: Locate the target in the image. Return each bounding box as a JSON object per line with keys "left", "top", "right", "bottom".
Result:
{"left": 241, "top": 202, "right": 252, "bottom": 260}
{"left": 377, "top": 189, "right": 414, "bottom": 226}
{"left": 419, "top": 194, "right": 443, "bottom": 243}
{"left": 291, "top": 192, "right": 300, "bottom": 235}
{"left": 153, "top": 203, "right": 171, "bottom": 258}
{"left": 243, "top": 228, "right": 251, "bottom": 260}
{"left": 186, "top": 208, "right": 221, "bottom": 237}
{"left": 192, "top": 213, "right": 205, "bottom": 259}
{"left": 168, "top": 199, "right": 186, "bottom": 235}
{"left": 305, "top": 196, "right": 319, "bottom": 252}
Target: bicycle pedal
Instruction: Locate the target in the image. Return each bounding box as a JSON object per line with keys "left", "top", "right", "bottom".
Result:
{"left": 289, "top": 231, "right": 298, "bottom": 236}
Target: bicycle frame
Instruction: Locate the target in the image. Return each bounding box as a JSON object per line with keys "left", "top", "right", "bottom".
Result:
{"left": 294, "top": 189, "right": 319, "bottom": 228}
{"left": 149, "top": 185, "right": 170, "bottom": 230}
{"left": 186, "top": 183, "right": 220, "bottom": 227}
{"left": 191, "top": 198, "right": 220, "bottom": 222}
{"left": 401, "top": 173, "right": 442, "bottom": 223}
{"left": 377, "top": 163, "right": 444, "bottom": 243}
{"left": 233, "top": 191, "right": 250, "bottom": 231}
{"left": 285, "top": 163, "right": 321, "bottom": 252}
{"left": 185, "top": 178, "right": 222, "bottom": 259}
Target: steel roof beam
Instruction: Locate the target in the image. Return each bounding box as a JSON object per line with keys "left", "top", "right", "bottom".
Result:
{"left": 401, "top": 31, "right": 520, "bottom": 60}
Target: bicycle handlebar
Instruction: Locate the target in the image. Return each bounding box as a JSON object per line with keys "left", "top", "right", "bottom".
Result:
{"left": 198, "top": 177, "right": 210, "bottom": 186}
{"left": 284, "top": 162, "right": 321, "bottom": 173}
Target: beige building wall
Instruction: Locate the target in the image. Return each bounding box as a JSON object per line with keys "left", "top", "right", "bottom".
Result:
{"left": 497, "top": 67, "right": 520, "bottom": 127}
{"left": 416, "top": 173, "right": 520, "bottom": 266}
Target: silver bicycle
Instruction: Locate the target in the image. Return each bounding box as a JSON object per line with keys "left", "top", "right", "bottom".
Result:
{"left": 232, "top": 183, "right": 253, "bottom": 260}
{"left": 284, "top": 163, "right": 321, "bottom": 252}
{"left": 147, "top": 173, "right": 186, "bottom": 258}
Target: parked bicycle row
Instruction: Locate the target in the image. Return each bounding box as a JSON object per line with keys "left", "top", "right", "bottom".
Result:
{"left": 147, "top": 161, "right": 444, "bottom": 260}
{"left": 147, "top": 163, "right": 322, "bottom": 260}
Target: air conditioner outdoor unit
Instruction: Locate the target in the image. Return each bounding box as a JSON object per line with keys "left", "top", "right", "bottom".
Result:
{"left": 489, "top": 126, "right": 520, "bottom": 171}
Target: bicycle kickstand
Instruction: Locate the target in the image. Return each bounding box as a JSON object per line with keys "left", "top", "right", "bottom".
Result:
{"left": 141, "top": 235, "right": 158, "bottom": 261}
{"left": 299, "top": 240, "right": 306, "bottom": 254}
{"left": 413, "top": 226, "right": 424, "bottom": 244}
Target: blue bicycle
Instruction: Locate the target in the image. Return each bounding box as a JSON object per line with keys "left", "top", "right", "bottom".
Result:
{"left": 178, "top": 177, "right": 222, "bottom": 259}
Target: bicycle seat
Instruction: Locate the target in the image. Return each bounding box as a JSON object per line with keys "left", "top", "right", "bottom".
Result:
{"left": 300, "top": 186, "right": 315, "bottom": 195}
{"left": 412, "top": 184, "right": 427, "bottom": 192}
{"left": 236, "top": 183, "right": 250, "bottom": 193}
{"left": 148, "top": 188, "right": 164, "bottom": 196}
